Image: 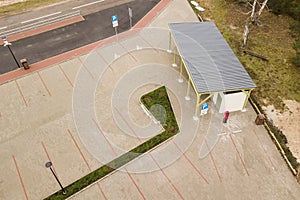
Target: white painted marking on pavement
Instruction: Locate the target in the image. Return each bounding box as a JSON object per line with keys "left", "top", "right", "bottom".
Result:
{"left": 0, "top": 26, "right": 7, "bottom": 30}
{"left": 72, "top": 0, "right": 105, "bottom": 10}
{"left": 21, "top": 12, "right": 62, "bottom": 24}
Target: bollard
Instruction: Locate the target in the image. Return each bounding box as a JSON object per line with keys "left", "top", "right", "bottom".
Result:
{"left": 20, "top": 58, "right": 30, "bottom": 70}
{"left": 223, "top": 111, "right": 230, "bottom": 123}
{"left": 255, "top": 114, "right": 265, "bottom": 125}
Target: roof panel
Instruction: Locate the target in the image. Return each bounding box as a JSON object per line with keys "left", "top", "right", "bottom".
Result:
{"left": 169, "top": 22, "right": 256, "bottom": 93}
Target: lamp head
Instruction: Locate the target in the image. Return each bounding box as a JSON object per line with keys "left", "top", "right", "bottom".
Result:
{"left": 3, "top": 40, "right": 11, "bottom": 46}
{"left": 45, "top": 161, "right": 53, "bottom": 168}
{"left": 1, "top": 35, "right": 7, "bottom": 41}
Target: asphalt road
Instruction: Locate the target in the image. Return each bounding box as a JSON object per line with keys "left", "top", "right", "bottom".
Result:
{"left": 0, "top": 0, "right": 160, "bottom": 74}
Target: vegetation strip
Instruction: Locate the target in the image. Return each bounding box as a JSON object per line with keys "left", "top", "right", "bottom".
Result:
{"left": 44, "top": 86, "right": 179, "bottom": 199}
{"left": 0, "top": 0, "right": 64, "bottom": 17}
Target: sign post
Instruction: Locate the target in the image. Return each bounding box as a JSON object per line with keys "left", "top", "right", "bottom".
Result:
{"left": 112, "top": 15, "right": 118, "bottom": 38}
{"left": 200, "top": 103, "right": 209, "bottom": 115}
{"left": 128, "top": 7, "right": 133, "bottom": 29}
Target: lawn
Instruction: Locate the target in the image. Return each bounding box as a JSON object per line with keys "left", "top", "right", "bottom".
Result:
{"left": 193, "top": 0, "right": 300, "bottom": 110}
{"left": 0, "top": 0, "right": 63, "bottom": 17}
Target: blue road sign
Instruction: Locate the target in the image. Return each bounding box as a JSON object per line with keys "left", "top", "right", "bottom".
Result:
{"left": 201, "top": 103, "right": 208, "bottom": 110}
{"left": 112, "top": 15, "right": 118, "bottom": 22}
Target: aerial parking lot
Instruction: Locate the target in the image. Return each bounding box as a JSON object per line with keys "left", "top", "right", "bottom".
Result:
{"left": 0, "top": 0, "right": 299, "bottom": 200}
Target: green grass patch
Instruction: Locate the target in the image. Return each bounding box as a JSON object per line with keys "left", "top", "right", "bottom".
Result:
{"left": 0, "top": 0, "right": 63, "bottom": 17}
{"left": 196, "top": 0, "right": 300, "bottom": 110}
{"left": 141, "top": 86, "right": 179, "bottom": 134}
{"left": 44, "top": 86, "right": 179, "bottom": 199}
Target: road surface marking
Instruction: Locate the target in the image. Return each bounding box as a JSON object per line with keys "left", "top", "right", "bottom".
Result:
{"left": 114, "top": 108, "right": 141, "bottom": 142}
{"left": 149, "top": 153, "right": 185, "bottom": 200}
{"left": 12, "top": 156, "right": 29, "bottom": 200}
{"left": 77, "top": 57, "right": 95, "bottom": 79}
{"left": 253, "top": 129, "right": 277, "bottom": 170}
{"left": 229, "top": 134, "right": 250, "bottom": 176}
{"left": 41, "top": 141, "right": 59, "bottom": 176}
{"left": 204, "top": 139, "right": 222, "bottom": 183}
{"left": 72, "top": 0, "right": 105, "bottom": 10}
{"left": 68, "top": 129, "right": 91, "bottom": 171}
{"left": 15, "top": 80, "right": 28, "bottom": 107}
{"left": 115, "top": 109, "right": 184, "bottom": 199}
{"left": 21, "top": 12, "right": 62, "bottom": 24}
{"left": 173, "top": 140, "right": 209, "bottom": 184}
{"left": 95, "top": 50, "right": 114, "bottom": 71}
{"left": 0, "top": 26, "right": 7, "bottom": 30}
{"left": 92, "top": 118, "right": 146, "bottom": 199}
{"left": 67, "top": 129, "right": 108, "bottom": 199}
{"left": 58, "top": 64, "right": 73, "bottom": 87}
{"left": 118, "top": 42, "right": 138, "bottom": 62}
{"left": 37, "top": 72, "right": 51, "bottom": 96}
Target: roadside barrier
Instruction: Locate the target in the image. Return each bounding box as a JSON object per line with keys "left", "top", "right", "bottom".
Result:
{"left": 0, "top": 10, "right": 81, "bottom": 37}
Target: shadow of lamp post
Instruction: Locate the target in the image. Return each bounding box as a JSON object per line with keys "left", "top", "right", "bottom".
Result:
{"left": 45, "top": 161, "right": 67, "bottom": 195}
{"left": 1, "top": 35, "right": 21, "bottom": 68}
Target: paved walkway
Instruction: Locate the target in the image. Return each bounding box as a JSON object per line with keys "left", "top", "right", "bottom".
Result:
{"left": 0, "top": 0, "right": 299, "bottom": 200}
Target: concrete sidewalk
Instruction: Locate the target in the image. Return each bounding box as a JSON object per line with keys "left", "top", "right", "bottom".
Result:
{"left": 0, "top": 0, "right": 299, "bottom": 200}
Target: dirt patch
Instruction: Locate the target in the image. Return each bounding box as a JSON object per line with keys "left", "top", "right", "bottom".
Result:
{"left": 264, "top": 100, "right": 300, "bottom": 163}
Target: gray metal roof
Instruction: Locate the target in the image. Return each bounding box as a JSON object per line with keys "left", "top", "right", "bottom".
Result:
{"left": 169, "top": 22, "right": 256, "bottom": 93}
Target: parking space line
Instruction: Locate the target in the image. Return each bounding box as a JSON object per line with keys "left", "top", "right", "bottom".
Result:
{"left": 67, "top": 129, "right": 91, "bottom": 171}
{"left": 92, "top": 118, "right": 146, "bottom": 199}
{"left": 124, "top": 168, "right": 146, "bottom": 200}
{"left": 204, "top": 139, "right": 222, "bottom": 183}
{"left": 148, "top": 153, "right": 185, "bottom": 200}
{"left": 115, "top": 108, "right": 184, "bottom": 199}
{"left": 92, "top": 118, "right": 117, "bottom": 154}
{"left": 173, "top": 141, "right": 209, "bottom": 184}
{"left": 12, "top": 156, "right": 29, "bottom": 200}
{"left": 41, "top": 141, "right": 58, "bottom": 176}
{"left": 137, "top": 34, "right": 160, "bottom": 53}
{"left": 118, "top": 42, "right": 138, "bottom": 62}
{"left": 58, "top": 64, "right": 73, "bottom": 87}
{"left": 229, "top": 134, "right": 250, "bottom": 176}
{"left": 114, "top": 108, "right": 142, "bottom": 143}
{"left": 37, "top": 72, "right": 51, "bottom": 96}
{"left": 77, "top": 57, "right": 95, "bottom": 79}
{"left": 253, "top": 129, "right": 277, "bottom": 171}
{"left": 14, "top": 80, "right": 28, "bottom": 107}
{"left": 94, "top": 50, "right": 114, "bottom": 71}
{"left": 67, "top": 129, "right": 108, "bottom": 199}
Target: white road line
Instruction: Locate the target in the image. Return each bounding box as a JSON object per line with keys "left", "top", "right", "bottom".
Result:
{"left": 72, "top": 0, "right": 105, "bottom": 10}
{"left": 0, "top": 26, "right": 7, "bottom": 30}
{"left": 21, "top": 12, "right": 62, "bottom": 24}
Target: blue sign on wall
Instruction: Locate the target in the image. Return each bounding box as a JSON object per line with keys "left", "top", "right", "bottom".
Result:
{"left": 201, "top": 103, "right": 208, "bottom": 110}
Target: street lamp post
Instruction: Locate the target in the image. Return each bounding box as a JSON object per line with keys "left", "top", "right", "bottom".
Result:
{"left": 45, "top": 162, "right": 67, "bottom": 195}
{"left": 1, "top": 35, "right": 21, "bottom": 68}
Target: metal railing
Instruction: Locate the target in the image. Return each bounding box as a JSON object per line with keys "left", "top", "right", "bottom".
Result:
{"left": 0, "top": 10, "right": 81, "bottom": 37}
